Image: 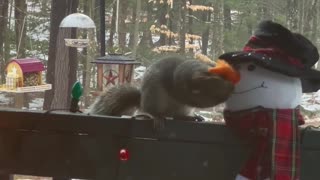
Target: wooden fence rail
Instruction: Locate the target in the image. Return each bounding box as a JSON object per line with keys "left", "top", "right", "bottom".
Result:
{"left": 0, "top": 108, "right": 319, "bottom": 180}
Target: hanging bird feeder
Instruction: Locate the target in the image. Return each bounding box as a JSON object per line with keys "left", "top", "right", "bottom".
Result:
{"left": 59, "top": 13, "right": 96, "bottom": 48}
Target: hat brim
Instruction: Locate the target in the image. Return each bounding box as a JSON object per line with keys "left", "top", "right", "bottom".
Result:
{"left": 219, "top": 51, "right": 320, "bottom": 93}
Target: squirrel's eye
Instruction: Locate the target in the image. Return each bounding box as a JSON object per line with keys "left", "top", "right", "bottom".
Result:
{"left": 247, "top": 64, "right": 256, "bottom": 71}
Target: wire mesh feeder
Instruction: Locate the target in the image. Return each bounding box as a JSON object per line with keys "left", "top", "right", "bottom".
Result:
{"left": 64, "top": 38, "right": 89, "bottom": 48}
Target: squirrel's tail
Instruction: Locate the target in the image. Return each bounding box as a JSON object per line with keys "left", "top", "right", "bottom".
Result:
{"left": 87, "top": 84, "right": 141, "bottom": 116}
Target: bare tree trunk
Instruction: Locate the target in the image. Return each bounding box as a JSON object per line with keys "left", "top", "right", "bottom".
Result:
{"left": 139, "top": 1, "right": 153, "bottom": 47}
{"left": 299, "top": 0, "right": 305, "bottom": 33}
{"left": 118, "top": 0, "right": 128, "bottom": 50}
{"left": 15, "top": 0, "right": 29, "bottom": 108}
{"left": 286, "top": 0, "right": 299, "bottom": 31}
{"left": 44, "top": 0, "right": 67, "bottom": 110}
{"left": 201, "top": 7, "right": 211, "bottom": 55}
{"left": 211, "top": 0, "right": 224, "bottom": 59}
{"left": 67, "top": 27, "right": 78, "bottom": 107}
{"left": 303, "top": 0, "right": 317, "bottom": 38}
{"left": 50, "top": 28, "right": 73, "bottom": 109}
{"left": 156, "top": 3, "right": 167, "bottom": 46}
{"left": 81, "top": 0, "right": 89, "bottom": 89}
{"left": 311, "top": 0, "right": 319, "bottom": 42}
{"left": 0, "top": 0, "right": 9, "bottom": 83}
{"left": 311, "top": 0, "right": 319, "bottom": 70}
{"left": 94, "top": 0, "right": 100, "bottom": 48}
{"left": 223, "top": 3, "right": 231, "bottom": 30}
{"left": 177, "top": 0, "right": 186, "bottom": 54}
{"left": 83, "top": 0, "right": 96, "bottom": 107}
{"left": 4, "top": 0, "right": 13, "bottom": 74}
{"left": 168, "top": 8, "right": 174, "bottom": 46}
{"left": 107, "top": 2, "right": 116, "bottom": 49}
{"left": 83, "top": 30, "right": 96, "bottom": 107}
{"left": 15, "top": 0, "right": 27, "bottom": 58}
{"left": 128, "top": 5, "right": 136, "bottom": 48}
{"left": 261, "top": 0, "right": 272, "bottom": 20}
{"left": 187, "top": 0, "right": 194, "bottom": 52}
{"left": 63, "top": 0, "right": 79, "bottom": 109}
{"left": 43, "top": 0, "right": 78, "bottom": 110}
{"left": 132, "top": 0, "right": 141, "bottom": 58}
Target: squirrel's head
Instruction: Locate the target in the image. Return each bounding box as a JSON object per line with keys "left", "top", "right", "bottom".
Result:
{"left": 173, "top": 60, "right": 237, "bottom": 108}
{"left": 187, "top": 71, "right": 235, "bottom": 108}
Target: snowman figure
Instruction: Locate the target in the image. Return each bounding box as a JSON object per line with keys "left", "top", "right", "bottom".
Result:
{"left": 219, "top": 21, "right": 320, "bottom": 180}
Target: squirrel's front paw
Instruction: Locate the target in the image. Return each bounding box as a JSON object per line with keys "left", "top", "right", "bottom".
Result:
{"left": 194, "top": 113, "right": 206, "bottom": 122}
{"left": 133, "top": 113, "right": 165, "bottom": 132}
{"left": 134, "top": 112, "right": 154, "bottom": 121}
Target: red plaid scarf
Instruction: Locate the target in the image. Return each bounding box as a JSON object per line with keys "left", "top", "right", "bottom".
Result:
{"left": 223, "top": 107, "right": 305, "bottom": 180}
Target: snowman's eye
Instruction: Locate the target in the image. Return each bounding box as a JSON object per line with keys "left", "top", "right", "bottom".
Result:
{"left": 233, "top": 64, "right": 241, "bottom": 70}
{"left": 247, "top": 64, "right": 256, "bottom": 71}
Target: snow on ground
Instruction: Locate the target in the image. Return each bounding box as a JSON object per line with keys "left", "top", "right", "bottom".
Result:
{"left": 0, "top": 92, "right": 11, "bottom": 105}
{"left": 29, "top": 97, "right": 44, "bottom": 110}
{"left": 301, "top": 90, "right": 320, "bottom": 111}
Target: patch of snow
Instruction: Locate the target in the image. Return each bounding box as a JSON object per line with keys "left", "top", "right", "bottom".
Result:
{"left": 134, "top": 66, "right": 146, "bottom": 80}
{"left": 27, "top": 19, "right": 50, "bottom": 41}
{"left": 0, "top": 93, "right": 11, "bottom": 105}
{"left": 152, "top": 35, "right": 160, "bottom": 43}
{"left": 301, "top": 90, "right": 320, "bottom": 112}
{"left": 29, "top": 97, "right": 44, "bottom": 110}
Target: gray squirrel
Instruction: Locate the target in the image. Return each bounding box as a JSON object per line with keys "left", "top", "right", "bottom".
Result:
{"left": 87, "top": 55, "right": 236, "bottom": 129}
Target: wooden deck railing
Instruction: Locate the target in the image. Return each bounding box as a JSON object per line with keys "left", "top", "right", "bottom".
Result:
{"left": 0, "top": 108, "right": 319, "bottom": 180}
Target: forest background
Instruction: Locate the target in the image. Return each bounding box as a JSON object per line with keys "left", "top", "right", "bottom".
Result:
{"left": 0, "top": 0, "right": 319, "bottom": 122}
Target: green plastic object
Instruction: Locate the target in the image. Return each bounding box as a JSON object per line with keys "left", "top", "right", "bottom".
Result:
{"left": 71, "top": 81, "right": 83, "bottom": 100}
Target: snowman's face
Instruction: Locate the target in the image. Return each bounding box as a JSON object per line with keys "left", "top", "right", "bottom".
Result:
{"left": 225, "top": 62, "right": 302, "bottom": 111}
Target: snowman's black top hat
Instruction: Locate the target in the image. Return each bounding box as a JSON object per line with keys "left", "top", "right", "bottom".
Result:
{"left": 219, "top": 20, "right": 320, "bottom": 92}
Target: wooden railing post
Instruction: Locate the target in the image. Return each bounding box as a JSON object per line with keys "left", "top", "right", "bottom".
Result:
{"left": 0, "top": 174, "right": 12, "bottom": 180}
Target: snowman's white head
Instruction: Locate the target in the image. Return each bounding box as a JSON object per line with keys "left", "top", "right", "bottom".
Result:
{"left": 225, "top": 63, "right": 302, "bottom": 111}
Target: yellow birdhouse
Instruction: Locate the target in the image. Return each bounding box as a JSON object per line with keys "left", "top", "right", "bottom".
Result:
{"left": 5, "top": 58, "right": 45, "bottom": 89}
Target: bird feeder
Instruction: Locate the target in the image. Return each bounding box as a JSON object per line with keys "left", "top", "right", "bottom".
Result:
{"left": 0, "top": 58, "right": 52, "bottom": 92}
{"left": 92, "top": 54, "right": 141, "bottom": 91}
{"left": 59, "top": 13, "right": 96, "bottom": 48}
{"left": 0, "top": 58, "right": 52, "bottom": 109}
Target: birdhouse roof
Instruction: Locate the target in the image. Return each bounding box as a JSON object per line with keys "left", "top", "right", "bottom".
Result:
{"left": 10, "top": 58, "right": 45, "bottom": 73}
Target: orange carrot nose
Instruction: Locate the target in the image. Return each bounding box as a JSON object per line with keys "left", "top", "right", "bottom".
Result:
{"left": 208, "top": 59, "right": 241, "bottom": 85}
